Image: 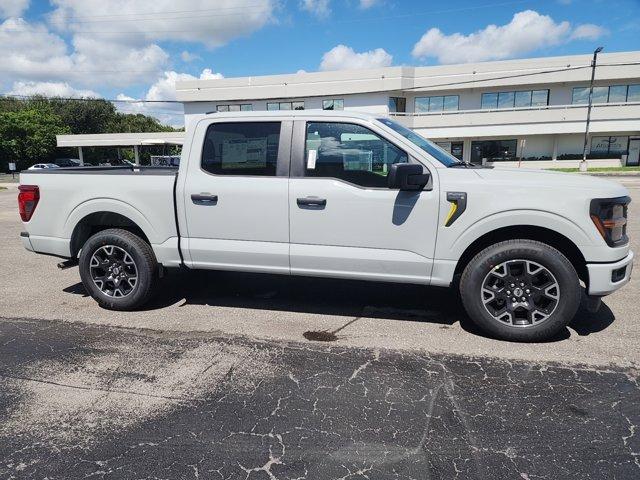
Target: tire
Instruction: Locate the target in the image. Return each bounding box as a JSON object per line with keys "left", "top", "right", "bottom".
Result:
{"left": 459, "top": 239, "right": 580, "bottom": 342}
{"left": 79, "top": 228, "right": 158, "bottom": 310}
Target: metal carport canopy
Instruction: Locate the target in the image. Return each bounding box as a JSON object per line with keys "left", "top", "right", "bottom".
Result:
{"left": 56, "top": 131, "right": 185, "bottom": 147}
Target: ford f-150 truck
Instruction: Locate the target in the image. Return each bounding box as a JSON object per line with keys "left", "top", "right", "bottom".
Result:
{"left": 18, "top": 111, "right": 634, "bottom": 341}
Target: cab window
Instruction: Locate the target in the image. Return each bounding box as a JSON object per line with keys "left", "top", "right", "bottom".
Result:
{"left": 304, "top": 122, "right": 408, "bottom": 188}
{"left": 202, "top": 122, "right": 280, "bottom": 176}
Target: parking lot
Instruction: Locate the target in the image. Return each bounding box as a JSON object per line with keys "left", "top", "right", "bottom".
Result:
{"left": 1, "top": 179, "right": 639, "bottom": 479}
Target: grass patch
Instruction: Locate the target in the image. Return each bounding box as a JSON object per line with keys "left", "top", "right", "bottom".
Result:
{"left": 547, "top": 166, "right": 640, "bottom": 173}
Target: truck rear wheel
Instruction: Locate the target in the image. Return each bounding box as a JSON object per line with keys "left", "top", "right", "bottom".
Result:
{"left": 460, "top": 239, "right": 580, "bottom": 342}
{"left": 79, "top": 228, "right": 158, "bottom": 311}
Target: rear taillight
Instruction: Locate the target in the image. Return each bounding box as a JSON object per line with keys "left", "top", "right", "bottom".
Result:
{"left": 590, "top": 196, "right": 630, "bottom": 247}
{"left": 18, "top": 185, "right": 40, "bottom": 222}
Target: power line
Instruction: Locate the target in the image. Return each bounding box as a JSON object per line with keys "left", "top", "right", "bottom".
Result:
{"left": 1, "top": 0, "right": 538, "bottom": 33}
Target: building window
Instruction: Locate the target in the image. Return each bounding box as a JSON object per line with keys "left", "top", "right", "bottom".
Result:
{"left": 628, "top": 85, "right": 640, "bottom": 102}
{"left": 591, "top": 86, "right": 609, "bottom": 104}
{"left": 388, "top": 97, "right": 407, "bottom": 113}
{"left": 304, "top": 122, "right": 408, "bottom": 188}
{"left": 531, "top": 90, "right": 549, "bottom": 106}
{"left": 572, "top": 84, "right": 640, "bottom": 104}
{"left": 415, "top": 95, "right": 459, "bottom": 113}
{"left": 608, "top": 85, "right": 628, "bottom": 103}
{"left": 470, "top": 139, "right": 518, "bottom": 164}
{"left": 322, "top": 99, "right": 344, "bottom": 110}
{"left": 591, "top": 136, "right": 629, "bottom": 157}
{"left": 514, "top": 91, "right": 532, "bottom": 108}
{"left": 201, "top": 122, "right": 281, "bottom": 176}
{"left": 481, "top": 93, "right": 498, "bottom": 109}
{"left": 435, "top": 141, "right": 464, "bottom": 160}
{"left": 482, "top": 90, "right": 549, "bottom": 109}
{"left": 498, "top": 92, "right": 515, "bottom": 109}
{"left": 266, "top": 101, "right": 304, "bottom": 111}
{"left": 572, "top": 87, "right": 589, "bottom": 105}
{"left": 217, "top": 104, "right": 252, "bottom": 112}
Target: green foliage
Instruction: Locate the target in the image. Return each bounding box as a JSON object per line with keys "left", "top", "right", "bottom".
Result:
{"left": 0, "top": 109, "right": 70, "bottom": 170}
{"left": 0, "top": 96, "right": 179, "bottom": 169}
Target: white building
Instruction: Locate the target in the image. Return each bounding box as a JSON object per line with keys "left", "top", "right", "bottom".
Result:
{"left": 176, "top": 51, "right": 640, "bottom": 168}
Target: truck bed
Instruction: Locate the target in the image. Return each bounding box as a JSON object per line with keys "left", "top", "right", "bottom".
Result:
{"left": 19, "top": 167, "right": 181, "bottom": 267}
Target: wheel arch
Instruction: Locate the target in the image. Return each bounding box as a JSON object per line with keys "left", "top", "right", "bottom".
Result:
{"left": 70, "top": 212, "right": 151, "bottom": 258}
{"left": 453, "top": 225, "right": 588, "bottom": 285}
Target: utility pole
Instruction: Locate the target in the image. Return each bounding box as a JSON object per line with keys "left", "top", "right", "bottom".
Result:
{"left": 580, "top": 46, "right": 604, "bottom": 172}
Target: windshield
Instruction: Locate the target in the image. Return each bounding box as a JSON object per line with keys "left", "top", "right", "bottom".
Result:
{"left": 376, "top": 117, "right": 460, "bottom": 167}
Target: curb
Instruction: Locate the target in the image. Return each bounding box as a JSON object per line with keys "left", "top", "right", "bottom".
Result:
{"left": 582, "top": 172, "right": 640, "bottom": 177}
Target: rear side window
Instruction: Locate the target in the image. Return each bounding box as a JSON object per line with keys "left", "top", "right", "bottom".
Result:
{"left": 202, "top": 122, "right": 280, "bottom": 176}
{"left": 304, "top": 122, "right": 408, "bottom": 188}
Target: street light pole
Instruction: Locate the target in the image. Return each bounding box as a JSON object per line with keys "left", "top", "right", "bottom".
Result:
{"left": 580, "top": 46, "right": 604, "bottom": 172}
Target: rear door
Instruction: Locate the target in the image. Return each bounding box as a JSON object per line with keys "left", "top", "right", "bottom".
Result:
{"left": 182, "top": 118, "right": 292, "bottom": 273}
{"left": 288, "top": 118, "right": 440, "bottom": 283}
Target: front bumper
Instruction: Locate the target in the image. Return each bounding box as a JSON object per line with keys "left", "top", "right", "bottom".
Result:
{"left": 587, "top": 250, "right": 634, "bottom": 296}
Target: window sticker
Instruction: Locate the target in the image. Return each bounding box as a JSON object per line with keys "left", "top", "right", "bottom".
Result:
{"left": 222, "top": 137, "right": 268, "bottom": 168}
{"left": 307, "top": 149, "right": 317, "bottom": 169}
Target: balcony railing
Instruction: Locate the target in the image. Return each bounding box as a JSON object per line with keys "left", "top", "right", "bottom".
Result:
{"left": 389, "top": 101, "right": 640, "bottom": 118}
{"left": 388, "top": 101, "right": 640, "bottom": 133}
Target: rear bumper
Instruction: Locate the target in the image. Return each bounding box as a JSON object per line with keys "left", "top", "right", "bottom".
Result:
{"left": 20, "top": 231, "right": 34, "bottom": 252}
{"left": 587, "top": 250, "right": 634, "bottom": 296}
{"left": 20, "top": 232, "right": 71, "bottom": 258}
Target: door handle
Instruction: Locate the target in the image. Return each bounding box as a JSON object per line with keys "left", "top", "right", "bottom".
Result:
{"left": 191, "top": 193, "right": 218, "bottom": 205}
{"left": 297, "top": 196, "right": 327, "bottom": 208}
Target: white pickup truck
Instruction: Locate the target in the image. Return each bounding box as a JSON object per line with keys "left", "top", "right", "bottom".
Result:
{"left": 18, "top": 111, "right": 633, "bottom": 341}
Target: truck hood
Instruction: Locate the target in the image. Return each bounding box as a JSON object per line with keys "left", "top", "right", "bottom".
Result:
{"left": 474, "top": 167, "right": 629, "bottom": 198}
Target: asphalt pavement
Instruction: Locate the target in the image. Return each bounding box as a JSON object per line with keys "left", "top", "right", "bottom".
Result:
{"left": 0, "top": 178, "right": 639, "bottom": 479}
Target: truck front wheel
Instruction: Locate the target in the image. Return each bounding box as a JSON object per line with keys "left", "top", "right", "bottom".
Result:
{"left": 460, "top": 239, "right": 581, "bottom": 342}
{"left": 79, "top": 228, "right": 158, "bottom": 310}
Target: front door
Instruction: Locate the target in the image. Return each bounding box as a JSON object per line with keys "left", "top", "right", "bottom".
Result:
{"left": 288, "top": 120, "right": 440, "bottom": 283}
{"left": 182, "top": 119, "right": 291, "bottom": 273}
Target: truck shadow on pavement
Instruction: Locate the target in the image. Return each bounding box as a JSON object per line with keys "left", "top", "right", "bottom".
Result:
{"left": 63, "top": 269, "right": 615, "bottom": 341}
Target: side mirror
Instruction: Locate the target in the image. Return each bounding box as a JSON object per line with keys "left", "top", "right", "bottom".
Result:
{"left": 388, "top": 163, "right": 430, "bottom": 191}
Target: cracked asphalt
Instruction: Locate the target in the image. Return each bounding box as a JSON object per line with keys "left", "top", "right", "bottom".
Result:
{"left": 0, "top": 180, "right": 639, "bottom": 479}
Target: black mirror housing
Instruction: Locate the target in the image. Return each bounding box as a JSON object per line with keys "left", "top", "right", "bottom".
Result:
{"left": 388, "top": 163, "right": 430, "bottom": 191}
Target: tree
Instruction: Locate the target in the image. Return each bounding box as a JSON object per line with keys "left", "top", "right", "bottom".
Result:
{"left": 107, "top": 112, "right": 176, "bottom": 134}
{"left": 0, "top": 97, "right": 180, "bottom": 168}
{"left": 0, "top": 109, "right": 70, "bottom": 170}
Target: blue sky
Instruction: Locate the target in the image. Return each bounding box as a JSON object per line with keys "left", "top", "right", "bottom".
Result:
{"left": 1, "top": 0, "right": 638, "bottom": 124}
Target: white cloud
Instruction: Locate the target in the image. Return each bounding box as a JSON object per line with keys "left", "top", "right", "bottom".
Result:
{"left": 48, "top": 0, "right": 277, "bottom": 48}
{"left": 412, "top": 10, "right": 606, "bottom": 64}
{"left": 8, "top": 81, "right": 100, "bottom": 98}
{"left": 0, "top": 0, "right": 29, "bottom": 18}
{"left": 0, "top": 18, "right": 169, "bottom": 90}
{"left": 570, "top": 23, "right": 608, "bottom": 41}
{"left": 320, "top": 44, "right": 392, "bottom": 71}
{"left": 116, "top": 69, "right": 223, "bottom": 127}
{"left": 144, "top": 69, "right": 223, "bottom": 101}
{"left": 359, "top": 0, "right": 379, "bottom": 8}
{"left": 300, "top": 0, "right": 330, "bottom": 18}
{"left": 180, "top": 50, "right": 201, "bottom": 62}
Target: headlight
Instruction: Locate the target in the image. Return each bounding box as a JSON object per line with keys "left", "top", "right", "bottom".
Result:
{"left": 590, "top": 196, "right": 630, "bottom": 247}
